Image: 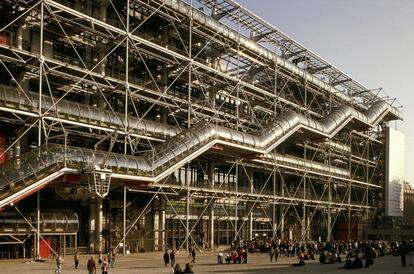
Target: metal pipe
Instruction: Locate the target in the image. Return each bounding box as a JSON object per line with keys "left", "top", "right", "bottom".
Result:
{"left": 123, "top": 186, "right": 126, "bottom": 256}
{"left": 95, "top": 197, "right": 102, "bottom": 253}
{"left": 16, "top": 27, "right": 23, "bottom": 50}
{"left": 260, "top": 153, "right": 349, "bottom": 178}
{"left": 36, "top": 2, "right": 44, "bottom": 258}
{"left": 327, "top": 180, "right": 332, "bottom": 241}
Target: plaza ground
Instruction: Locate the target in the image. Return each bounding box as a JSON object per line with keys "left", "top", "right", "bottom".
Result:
{"left": 0, "top": 252, "right": 413, "bottom": 274}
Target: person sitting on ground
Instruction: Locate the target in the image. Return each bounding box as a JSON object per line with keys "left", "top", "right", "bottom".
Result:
{"left": 242, "top": 249, "right": 248, "bottom": 264}
{"left": 237, "top": 249, "right": 243, "bottom": 264}
{"left": 309, "top": 250, "right": 315, "bottom": 260}
{"left": 364, "top": 251, "right": 373, "bottom": 268}
{"left": 326, "top": 252, "right": 336, "bottom": 264}
{"left": 292, "top": 258, "right": 305, "bottom": 267}
{"left": 371, "top": 247, "right": 378, "bottom": 258}
{"left": 319, "top": 251, "right": 327, "bottom": 264}
{"left": 173, "top": 263, "right": 183, "bottom": 274}
{"left": 292, "top": 253, "right": 305, "bottom": 267}
{"left": 368, "top": 247, "right": 375, "bottom": 266}
{"left": 336, "top": 253, "right": 342, "bottom": 263}
{"left": 231, "top": 251, "right": 238, "bottom": 264}
{"left": 338, "top": 255, "right": 353, "bottom": 269}
{"left": 225, "top": 253, "right": 231, "bottom": 264}
{"left": 352, "top": 253, "right": 363, "bottom": 269}
{"left": 183, "top": 263, "right": 194, "bottom": 274}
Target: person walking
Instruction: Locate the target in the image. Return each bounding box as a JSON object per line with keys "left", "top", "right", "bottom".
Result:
{"left": 55, "top": 252, "right": 64, "bottom": 274}
{"left": 110, "top": 250, "right": 116, "bottom": 268}
{"left": 269, "top": 246, "right": 274, "bottom": 262}
{"left": 74, "top": 251, "right": 80, "bottom": 269}
{"left": 188, "top": 247, "right": 192, "bottom": 259}
{"left": 399, "top": 240, "right": 409, "bottom": 267}
{"left": 101, "top": 258, "right": 109, "bottom": 274}
{"left": 217, "top": 253, "right": 224, "bottom": 264}
{"left": 191, "top": 248, "right": 196, "bottom": 264}
{"left": 163, "top": 250, "right": 170, "bottom": 266}
{"left": 409, "top": 239, "right": 414, "bottom": 266}
{"left": 170, "top": 249, "right": 176, "bottom": 267}
{"left": 87, "top": 256, "right": 96, "bottom": 274}
{"left": 274, "top": 247, "right": 279, "bottom": 262}
{"left": 98, "top": 251, "right": 102, "bottom": 265}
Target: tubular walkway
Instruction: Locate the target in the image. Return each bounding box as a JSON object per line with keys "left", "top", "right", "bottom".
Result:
{"left": 0, "top": 97, "right": 400, "bottom": 209}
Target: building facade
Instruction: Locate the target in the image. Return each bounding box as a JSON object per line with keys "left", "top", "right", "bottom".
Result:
{"left": 0, "top": 0, "right": 402, "bottom": 258}
{"left": 366, "top": 182, "right": 414, "bottom": 241}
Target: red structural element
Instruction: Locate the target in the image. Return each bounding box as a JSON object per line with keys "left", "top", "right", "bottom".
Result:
{"left": 56, "top": 174, "right": 82, "bottom": 182}
{"left": 0, "top": 170, "right": 71, "bottom": 211}
{"left": 336, "top": 218, "right": 366, "bottom": 241}
{"left": 240, "top": 153, "right": 260, "bottom": 159}
{"left": 124, "top": 181, "right": 153, "bottom": 187}
{"left": 0, "top": 33, "right": 7, "bottom": 44}
{"left": 39, "top": 239, "right": 52, "bottom": 259}
{"left": 0, "top": 182, "right": 49, "bottom": 212}
{"left": 0, "top": 132, "right": 5, "bottom": 165}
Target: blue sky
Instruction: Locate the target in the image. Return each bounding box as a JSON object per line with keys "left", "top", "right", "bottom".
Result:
{"left": 237, "top": 0, "right": 414, "bottom": 185}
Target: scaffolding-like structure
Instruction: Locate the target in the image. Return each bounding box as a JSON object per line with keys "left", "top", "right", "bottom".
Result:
{"left": 0, "top": 0, "right": 402, "bottom": 258}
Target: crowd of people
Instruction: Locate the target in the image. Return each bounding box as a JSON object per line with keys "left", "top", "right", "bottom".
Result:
{"left": 216, "top": 248, "right": 248, "bottom": 264}
{"left": 50, "top": 238, "right": 414, "bottom": 273}
{"left": 215, "top": 238, "right": 414, "bottom": 270}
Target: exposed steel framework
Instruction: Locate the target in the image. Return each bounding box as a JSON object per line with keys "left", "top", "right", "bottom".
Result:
{"left": 0, "top": 0, "right": 402, "bottom": 258}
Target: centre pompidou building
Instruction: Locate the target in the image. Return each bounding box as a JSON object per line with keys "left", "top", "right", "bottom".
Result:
{"left": 0, "top": 0, "right": 402, "bottom": 258}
